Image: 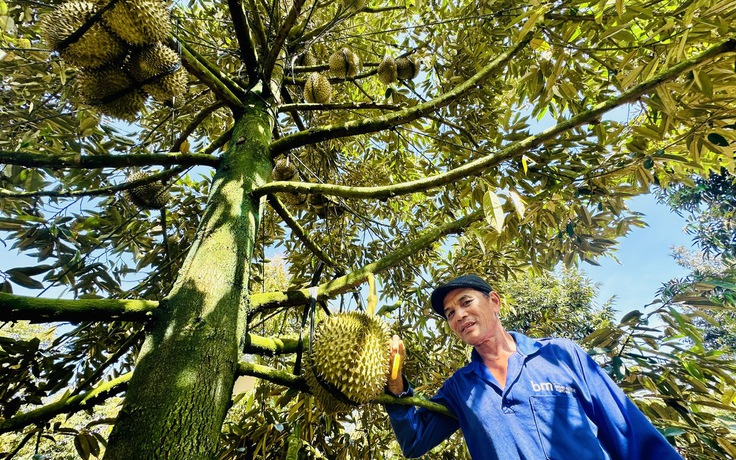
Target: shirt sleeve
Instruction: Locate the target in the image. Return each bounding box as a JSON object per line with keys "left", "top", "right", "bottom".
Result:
{"left": 569, "top": 342, "right": 683, "bottom": 460}
{"left": 383, "top": 382, "right": 460, "bottom": 458}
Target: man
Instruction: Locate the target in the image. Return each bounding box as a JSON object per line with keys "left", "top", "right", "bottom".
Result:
{"left": 385, "top": 274, "right": 683, "bottom": 459}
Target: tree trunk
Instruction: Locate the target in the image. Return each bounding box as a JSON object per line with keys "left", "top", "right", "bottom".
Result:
{"left": 104, "top": 95, "right": 274, "bottom": 459}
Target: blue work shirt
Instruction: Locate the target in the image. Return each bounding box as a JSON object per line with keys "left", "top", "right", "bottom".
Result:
{"left": 385, "top": 332, "right": 682, "bottom": 459}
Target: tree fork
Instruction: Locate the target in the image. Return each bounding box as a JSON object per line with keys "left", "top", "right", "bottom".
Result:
{"left": 102, "top": 94, "right": 274, "bottom": 459}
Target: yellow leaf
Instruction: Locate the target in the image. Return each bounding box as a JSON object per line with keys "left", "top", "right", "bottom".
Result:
{"left": 180, "top": 139, "right": 190, "bottom": 154}
{"left": 509, "top": 190, "right": 526, "bottom": 219}
{"left": 483, "top": 191, "right": 505, "bottom": 233}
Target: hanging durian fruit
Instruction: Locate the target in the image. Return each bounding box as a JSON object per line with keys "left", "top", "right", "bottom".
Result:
{"left": 377, "top": 55, "right": 397, "bottom": 85}
{"left": 272, "top": 156, "right": 297, "bottom": 181}
{"left": 396, "top": 56, "right": 420, "bottom": 80}
{"left": 99, "top": 0, "right": 171, "bottom": 46}
{"left": 304, "top": 72, "right": 332, "bottom": 104}
{"left": 305, "top": 311, "right": 391, "bottom": 414}
{"left": 124, "top": 171, "right": 169, "bottom": 209}
{"left": 128, "top": 43, "right": 187, "bottom": 102}
{"left": 329, "top": 47, "right": 360, "bottom": 79}
{"left": 76, "top": 67, "right": 147, "bottom": 120}
{"left": 295, "top": 50, "right": 316, "bottom": 67}
{"left": 40, "top": 1, "right": 126, "bottom": 69}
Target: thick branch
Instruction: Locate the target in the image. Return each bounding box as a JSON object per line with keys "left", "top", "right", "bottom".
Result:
{"left": 0, "top": 166, "right": 185, "bottom": 199}
{"left": 259, "top": 38, "right": 736, "bottom": 200}
{"left": 277, "top": 101, "right": 403, "bottom": 112}
{"left": 245, "top": 0, "right": 268, "bottom": 55}
{"left": 236, "top": 362, "right": 454, "bottom": 416}
{"left": 179, "top": 40, "right": 245, "bottom": 109}
{"left": 249, "top": 210, "right": 483, "bottom": 316}
{"left": 0, "top": 150, "right": 219, "bottom": 169}
{"left": 243, "top": 333, "right": 301, "bottom": 355}
{"left": 227, "top": 0, "right": 259, "bottom": 81}
{"left": 269, "top": 34, "right": 532, "bottom": 156}
{"left": 263, "top": 0, "right": 306, "bottom": 86}
{"left": 0, "top": 292, "right": 158, "bottom": 322}
{"left": 266, "top": 194, "right": 343, "bottom": 270}
{"left": 0, "top": 372, "right": 131, "bottom": 434}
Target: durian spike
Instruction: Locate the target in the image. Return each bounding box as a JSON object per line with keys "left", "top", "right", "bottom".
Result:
{"left": 366, "top": 272, "right": 377, "bottom": 316}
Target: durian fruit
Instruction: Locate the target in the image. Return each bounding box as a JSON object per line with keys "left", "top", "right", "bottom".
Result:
{"left": 40, "top": 1, "right": 126, "bottom": 69}
{"left": 279, "top": 192, "right": 307, "bottom": 207}
{"left": 396, "top": 56, "right": 420, "bottom": 80}
{"left": 99, "top": 0, "right": 171, "bottom": 46}
{"left": 377, "top": 55, "right": 397, "bottom": 85}
{"left": 329, "top": 48, "right": 360, "bottom": 79}
{"left": 76, "top": 67, "right": 147, "bottom": 120}
{"left": 128, "top": 43, "right": 187, "bottom": 102}
{"left": 272, "top": 156, "right": 297, "bottom": 181}
{"left": 296, "top": 50, "right": 316, "bottom": 67}
{"left": 304, "top": 72, "right": 332, "bottom": 104}
{"left": 305, "top": 311, "right": 391, "bottom": 414}
{"left": 124, "top": 171, "right": 169, "bottom": 209}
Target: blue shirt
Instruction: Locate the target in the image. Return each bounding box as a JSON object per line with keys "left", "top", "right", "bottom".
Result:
{"left": 385, "top": 332, "right": 682, "bottom": 460}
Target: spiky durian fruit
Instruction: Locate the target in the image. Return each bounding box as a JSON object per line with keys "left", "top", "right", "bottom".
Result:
{"left": 329, "top": 48, "right": 360, "bottom": 79}
{"left": 124, "top": 171, "right": 169, "bottom": 209}
{"left": 296, "top": 50, "right": 316, "bottom": 67}
{"left": 99, "top": 0, "right": 171, "bottom": 46}
{"left": 377, "top": 56, "right": 397, "bottom": 85}
{"left": 272, "top": 157, "right": 297, "bottom": 181}
{"left": 304, "top": 72, "right": 332, "bottom": 104}
{"left": 40, "top": 1, "right": 126, "bottom": 69}
{"left": 396, "top": 56, "right": 420, "bottom": 80}
{"left": 128, "top": 43, "right": 187, "bottom": 102}
{"left": 279, "top": 192, "right": 307, "bottom": 207}
{"left": 305, "top": 312, "right": 391, "bottom": 414}
{"left": 76, "top": 67, "right": 147, "bottom": 120}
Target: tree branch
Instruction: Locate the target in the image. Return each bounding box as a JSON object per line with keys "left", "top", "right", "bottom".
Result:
{"left": 0, "top": 293, "right": 158, "bottom": 322}
{"left": 243, "top": 332, "right": 301, "bottom": 355}
{"left": 266, "top": 194, "right": 343, "bottom": 270}
{"left": 277, "top": 101, "right": 403, "bottom": 112}
{"left": 171, "top": 102, "right": 226, "bottom": 153}
{"left": 227, "top": 0, "right": 259, "bottom": 82}
{"left": 202, "top": 127, "right": 234, "bottom": 155}
{"left": 178, "top": 39, "right": 245, "bottom": 109}
{"left": 0, "top": 166, "right": 185, "bottom": 199}
{"left": 236, "top": 362, "right": 454, "bottom": 417}
{"left": 248, "top": 210, "right": 483, "bottom": 317}
{"left": 263, "top": 0, "right": 306, "bottom": 87}
{"left": 0, "top": 150, "right": 220, "bottom": 169}
{"left": 0, "top": 372, "right": 131, "bottom": 435}
{"left": 245, "top": 0, "right": 268, "bottom": 55}
{"left": 258, "top": 38, "right": 736, "bottom": 201}
{"left": 269, "top": 33, "right": 533, "bottom": 156}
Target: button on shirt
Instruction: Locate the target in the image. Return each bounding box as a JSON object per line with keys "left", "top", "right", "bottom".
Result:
{"left": 385, "top": 332, "right": 683, "bottom": 460}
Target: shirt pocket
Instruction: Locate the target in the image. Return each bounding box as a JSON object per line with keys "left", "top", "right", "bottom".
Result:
{"left": 529, "top": 394, "right": 608, "bottom": 460}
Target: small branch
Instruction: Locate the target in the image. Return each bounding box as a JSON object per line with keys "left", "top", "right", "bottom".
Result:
{"left": 278, "top": 101, "right": 403, "bottom": 112}
{"left": 0, "top": 150, "right": 220, "bottom": 169}
{"left": 243, "top": 332, "right": 301, "bottom": 355}
{"left": 202, "top": 127, "right": 234, "bottom": 155}
{"left": 69, "top": 331, "right": 143, "bottom": 397}
{"left": 245, "top": 0, "right": 268, "bottom": 55}
{"left": 372, "top": 394, "right": 455, "bottom": 418}
{"left": 267, "top": 194, "right": 343, "bottom": 270}
{"left": 263, "top": 0, "right": 306, "bottom": 86}
{"left": 260, "top": 38, "right": 736, "bottom": 201}
{"left": 0, "top": 166, "right": 185, "bottom": 199}
{"left": 0, "top": 372, "right": 131, "bottom": 435}
{"left": 171, "top": 102, "right": 226, "bottom": 153}
{"left": 270, "top": 33, "right": 534, "bottom": 156}
{"left": 179, "top": 41, "right": 244, "bottom": 109}
{"left": 249, "top": 210, "right": 483, "bottom": 317}
{"left": 0, "top": 292, "right": 158, "bottom": 322}
{"left": 227, "top": 0, "right": 259, "bottom": 81}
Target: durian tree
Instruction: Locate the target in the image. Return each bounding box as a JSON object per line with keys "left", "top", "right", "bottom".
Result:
{"left": 2, "top": 0, "right": 736, "bottom": 457}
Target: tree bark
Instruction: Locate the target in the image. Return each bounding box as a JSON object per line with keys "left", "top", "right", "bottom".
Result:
{"left": 103, "top": 95, "right": 274, "bottom": 459}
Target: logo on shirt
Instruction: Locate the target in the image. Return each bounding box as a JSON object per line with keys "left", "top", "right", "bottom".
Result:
{"left": 530, "top": 380, "right": 576, "bottom": 394}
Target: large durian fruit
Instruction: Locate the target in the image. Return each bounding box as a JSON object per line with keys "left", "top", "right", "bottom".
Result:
{"left": 40, "top": 1, "right": 126, "bottom": 69}
{"left": 305, "top": 312, "right": 391, "bottom": 414}
{"left": 329, "top": 47, "right": 360, "bottom": 79}
{"left": 272, "top": 156, "right": 297, "bottom": 181}
{"left": 303, "top": 72, "right": 332, "bottom": 104}
{"left": 396, "top": 56, "right": 420, "bottom": 80}
{"left": 99, "top": 0, "right": 171, "bottom": 46}
{"left": 377, "top": 55, "right": 397, "bottom": 85}
{"left": 123, "top": 171, "right": 169, "bottom": 209}
{"left": 76, "top": 66, "right": 147, "bottom": 120}
{"left": 128, "top": 43, "right": 187, "bottom": 102}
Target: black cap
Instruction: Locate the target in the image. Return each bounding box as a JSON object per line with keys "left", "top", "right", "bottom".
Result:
{"left": 430, "top": 274, "right": 493, "bottom": 318}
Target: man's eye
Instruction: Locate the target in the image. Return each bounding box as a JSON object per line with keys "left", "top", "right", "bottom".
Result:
{"left": 447, "top": 311, "right": 454, "bottom": 318}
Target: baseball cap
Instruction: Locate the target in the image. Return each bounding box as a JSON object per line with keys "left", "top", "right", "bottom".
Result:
{"left": 430, "top": 274, "right": 493, "bottom": 318}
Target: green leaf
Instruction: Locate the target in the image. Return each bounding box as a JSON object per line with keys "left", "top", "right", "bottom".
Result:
{"left": 707, "top": 133, "right": 729, "bottom": 147}
{"left": 8, "top": 271, "right": 44, "bottom": 289}
{"left": 483, "top": 191, "right": 505, "bottom": 233}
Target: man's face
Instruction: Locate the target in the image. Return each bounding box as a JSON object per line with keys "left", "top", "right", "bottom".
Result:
{"left": 443, "top": 288, "right": 501, "bottom": 346}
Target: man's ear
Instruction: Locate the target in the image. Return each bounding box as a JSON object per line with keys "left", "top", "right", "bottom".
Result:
{"left": 489, "top": 291, "right": 502, "bottom": 311}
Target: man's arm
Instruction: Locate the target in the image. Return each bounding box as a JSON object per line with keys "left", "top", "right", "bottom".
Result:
{"left": 384, "top": 335, "right": 459, "bottom": 458}
{"left": 569, "top": 342, "right": 683, "bottom": 460}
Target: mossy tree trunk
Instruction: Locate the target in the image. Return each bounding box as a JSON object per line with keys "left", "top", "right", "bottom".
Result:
{"left": 103, "top": 95, "right": 274, "bottom": 459}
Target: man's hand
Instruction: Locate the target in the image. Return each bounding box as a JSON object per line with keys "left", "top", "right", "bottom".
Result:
{"left": 388, "top": 334, "right": 406, "bottom": 396}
